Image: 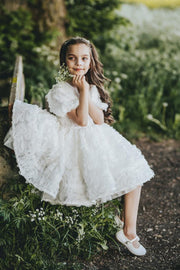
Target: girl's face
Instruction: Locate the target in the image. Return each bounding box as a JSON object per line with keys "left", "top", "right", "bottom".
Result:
{"left": 65, "top": 43, "right": 91, "bottom": 76}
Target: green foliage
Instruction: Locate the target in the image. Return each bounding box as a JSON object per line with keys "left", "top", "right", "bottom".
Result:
{"left": 0, "top": 177, "right": 121, "bottom": 269}
{"left": 65, "top": 0, "right": 129, "bottom": 51}
{"left": 1, "top": 2, "right": 179, "bottom": 140}
{"left": 0, "top": 4, "right": 55, "bottom": 58}
{"left": 0, "top": 7, "right": 34, "bottom": 60}
{"left": 102, "top": 12, "right": 180, "bottom": 140}
{"left": 0, "top": 4, "right": 58, "bottom": 105}
{"left": 24, "top": 51, "right": 58, "bottom": 106}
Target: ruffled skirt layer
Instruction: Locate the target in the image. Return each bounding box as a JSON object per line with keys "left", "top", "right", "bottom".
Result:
{"left": 4, "top": 100, "right": 154, "bottom": 206}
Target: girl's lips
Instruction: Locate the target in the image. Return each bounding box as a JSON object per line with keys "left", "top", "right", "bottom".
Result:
{"left": 74, "top": 68, "right": 83, "bottom": 71}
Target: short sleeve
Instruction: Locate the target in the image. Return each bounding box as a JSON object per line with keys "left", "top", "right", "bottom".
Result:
{"left": 45, "top": 82, "right": 79, "bottom": 117}
{"left": 90, "top": 85, "right": 108, "bottom": 112}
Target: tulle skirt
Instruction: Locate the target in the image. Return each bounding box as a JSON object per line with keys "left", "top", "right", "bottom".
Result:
{"left": 4, "top": 100, "right": 154, "bottom": 206}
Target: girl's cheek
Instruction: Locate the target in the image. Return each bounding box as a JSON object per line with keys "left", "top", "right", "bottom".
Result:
{"left": 67, "top": 61, "right": 74, "bottom": 67}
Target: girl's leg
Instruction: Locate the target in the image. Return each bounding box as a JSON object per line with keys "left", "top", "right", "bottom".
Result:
{"left": 123, "top": 185, "right": 142, "bottom": 248}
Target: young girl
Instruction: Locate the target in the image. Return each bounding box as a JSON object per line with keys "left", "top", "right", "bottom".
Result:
{"left": 4, "top": 37, "right": 154, "bottom": 256}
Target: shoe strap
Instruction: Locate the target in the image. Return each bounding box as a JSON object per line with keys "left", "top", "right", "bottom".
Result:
{"left": 129, "top": 236, "right": 139, "bottom": 243}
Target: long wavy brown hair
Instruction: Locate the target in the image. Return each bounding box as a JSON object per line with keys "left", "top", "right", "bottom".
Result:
{"left": 59, "top": 37, "right": 114, "bottom": 125}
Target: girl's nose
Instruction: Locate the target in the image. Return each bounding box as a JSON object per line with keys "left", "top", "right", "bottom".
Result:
{"left": 76, "top": 58, "right": 82, "bottom": 66}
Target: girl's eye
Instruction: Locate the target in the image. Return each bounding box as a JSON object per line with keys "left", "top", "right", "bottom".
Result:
{"left": 68, "top": 57, "right": 75, "bottom": 60}
{"left": 82, "top": 57, "right": 89, "bottom": 61}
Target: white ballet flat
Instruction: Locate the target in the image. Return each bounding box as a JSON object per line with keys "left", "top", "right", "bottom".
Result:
{"left": 114, "top": 216, "right": 140, "bottom": 241}
{"left": 116, "top": 230, "right": 146, "bottom": 256}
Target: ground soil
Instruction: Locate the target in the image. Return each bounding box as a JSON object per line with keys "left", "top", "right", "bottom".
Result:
{"left": 81, "top": 138, "right": 180, "bottom": 270}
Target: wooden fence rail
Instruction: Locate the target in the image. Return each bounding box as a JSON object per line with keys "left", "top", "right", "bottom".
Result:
{"left": 8, "top": 55, "right": 25, "bottom": 124}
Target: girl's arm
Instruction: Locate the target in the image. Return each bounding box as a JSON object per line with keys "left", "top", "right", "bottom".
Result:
{"left": 67, "top": 75, "right": 89, "bottom": 126}
{"left": 67, "top": 90, "right": 104, "bottom": 126}
{"left": 88, "top": 92, "right": 104, "bottom": 125}
{"left": 67, "top": 75, "right": 104, "bottom": 126}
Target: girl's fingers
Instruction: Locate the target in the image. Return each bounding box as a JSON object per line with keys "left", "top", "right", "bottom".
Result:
{"left": 77, "top": 75, "right": 83, "bottom": 81}
{"left": 74, "top": 75, "right": 84, "bottom": 83}
{"left": 73, "top": 75, "right": 78, "bottom": 83}
{"left": 72, "top": 75, "right": 86, "bottom": 90}
{"left": 73, "top": 75, "right": 80, "bottom": 82}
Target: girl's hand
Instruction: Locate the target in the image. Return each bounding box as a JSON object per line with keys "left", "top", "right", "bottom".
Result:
{"left": 72, "top": 75, "right": 89, "bottom": 92}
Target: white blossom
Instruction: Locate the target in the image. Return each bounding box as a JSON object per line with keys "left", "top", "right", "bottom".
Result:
{"left": 147, "top": 114, "right": 153, "bottom": 120}
{"left": 115, "top": 77, "right": 121, "bottom": 83}
{"left": 162, "top": 102, "right": 168, "bottom": 107}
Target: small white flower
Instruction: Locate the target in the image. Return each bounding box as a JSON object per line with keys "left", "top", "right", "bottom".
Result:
{"left": 120, "top": 73, "right": 128, "bottom": 79}
{"left": 162, "top": 102, "right": 168, "bottom": 107}
{"left": 147, "top": 114, "right": 153, "bottom": 120}
{"left": 115, "top": 77, "right": 121, "bottom": 84}
{"left": 112, "top": 70, "right": 118, "bottom": 76}
{"left": 55, "top": 64, "right": 74, "bottom": 83}
{"left": 34, "top": 47, "right": 41, "bottom": 53}
{"left": 31, "top": 218, "right": 35, "bottom": 222}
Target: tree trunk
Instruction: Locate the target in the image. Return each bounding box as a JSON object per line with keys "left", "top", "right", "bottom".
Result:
{"left": 3, "top": 0, "right": 67, "bottom": 47}
{"left": 3, "top": 0, "right": 26, "bottom": 11}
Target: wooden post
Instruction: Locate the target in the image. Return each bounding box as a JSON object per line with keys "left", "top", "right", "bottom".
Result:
{"left": 8, "top": 55, "right": 25, "bottom": 124}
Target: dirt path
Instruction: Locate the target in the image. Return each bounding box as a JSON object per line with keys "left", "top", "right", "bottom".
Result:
{"left": 83, "top": 139, "right": 180, "bottom": 270}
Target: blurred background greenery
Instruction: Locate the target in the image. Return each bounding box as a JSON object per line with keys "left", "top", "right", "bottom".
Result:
{"left": 124, "top": 0, "right": 180, "bottom": 8}
{"left": 0, "top": 0, "right": 180, "bottom": 140}
{"left": 0, "top": 1, "right": 180, "bottom": 268}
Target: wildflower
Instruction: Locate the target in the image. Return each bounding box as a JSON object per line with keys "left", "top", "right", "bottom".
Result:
{"left": 33, "top": 47, "right": 41, "bottom": 53}
{"left": 120, "top": 73, "right": 128, "bottom": 79}
{"left": 115, "top": 77, "right": 121, "bottom": 83}
{"left": 147, "top": 114, "right": 153, "bottom": 120}
{"left": 162, "top": 102, "right": 168, "bottom": 107}
{"left": 77, "top": 223, "right": 85, "bottom": 242}
{"left": 31, "top": 188, "right": 39, "bottom": 194}
{"left": 112, "top": 70, "right": 118, "bottom": 76}
{"left": 55, "top": 64, "right": 74, "bottom": 83}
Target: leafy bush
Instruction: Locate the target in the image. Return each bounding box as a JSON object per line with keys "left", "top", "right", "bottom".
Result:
{"left": 24, "top": 45, "right": 59, "bottom": 106}
{"left": 65, "top": 0, "right": 129, "bottom": 51}
{"left": 0, "top": 4, "right": 58, "bottom": 105}
{"left": 0, "top": 177, "right": 121, "bottom": 269}
{"left": 102, "top": 5, "right": 180, "bottom": 140}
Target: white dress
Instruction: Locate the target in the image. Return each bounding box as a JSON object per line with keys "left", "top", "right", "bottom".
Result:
{"left": 4, "top": 82, "right": 154, "bottom": 206}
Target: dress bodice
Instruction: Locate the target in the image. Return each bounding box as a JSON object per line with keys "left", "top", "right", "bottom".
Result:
{"left": 45, "top": 82, "right": 108, "bottom": 128}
